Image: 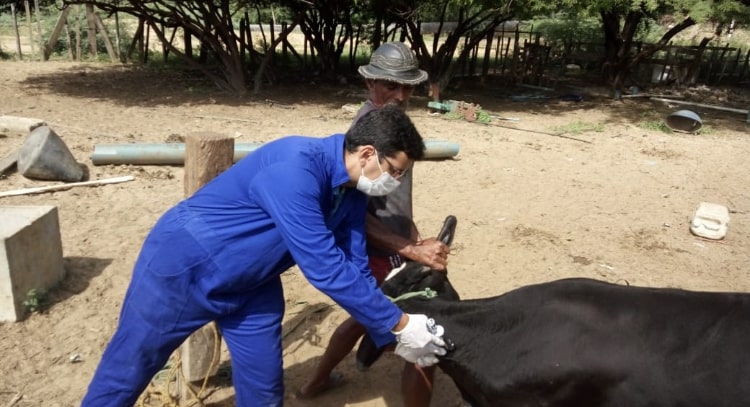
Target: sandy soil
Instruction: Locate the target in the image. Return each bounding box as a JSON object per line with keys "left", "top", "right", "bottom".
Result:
{"left": 1, "top": 61, "right": 749, "bottom": 407}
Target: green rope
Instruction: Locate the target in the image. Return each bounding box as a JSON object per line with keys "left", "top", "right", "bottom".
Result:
{"left": 386, "top": 287, "right": 438, "bottom": 303}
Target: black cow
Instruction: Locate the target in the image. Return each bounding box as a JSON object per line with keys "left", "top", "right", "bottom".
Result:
{"left": 358, "top": 216, "right": 750, "bottom": 407}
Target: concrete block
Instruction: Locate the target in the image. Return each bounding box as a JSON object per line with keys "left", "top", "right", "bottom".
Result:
{"left": 0, "top": 206, "right": 65, "bottom": 322}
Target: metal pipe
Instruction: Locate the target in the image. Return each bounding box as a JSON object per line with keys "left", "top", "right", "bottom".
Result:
{"left": 91, "top": 140, "right": 460, "bottom": 166}
{"left": 651, "top": 97, "right": 749, "bottom": 122}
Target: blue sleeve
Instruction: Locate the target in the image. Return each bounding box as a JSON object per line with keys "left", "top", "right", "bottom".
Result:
{"left": 334, "top": 206, "right": 377, "bottom": 288}
{"left": 250, "top": 163, "right": 400, "bottom": 345}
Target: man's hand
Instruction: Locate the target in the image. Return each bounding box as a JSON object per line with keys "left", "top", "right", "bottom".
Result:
{"left": 406, "top": 238, "right": 450, "bottom": 270}
{"left": 392, "top": 314, "right": 447, "bottom": 367}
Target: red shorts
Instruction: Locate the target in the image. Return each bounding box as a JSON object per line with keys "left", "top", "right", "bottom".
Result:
{"left": 369, "top": 255, "right": 403, "bottom": 286}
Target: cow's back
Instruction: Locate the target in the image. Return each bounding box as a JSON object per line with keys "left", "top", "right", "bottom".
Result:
{"left": 402, "top": 278, "right": 750, "bottom": 407}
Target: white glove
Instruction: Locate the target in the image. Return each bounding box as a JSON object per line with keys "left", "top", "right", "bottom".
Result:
{"left": 392, "top": 314, "right": 447, "bottom": 367}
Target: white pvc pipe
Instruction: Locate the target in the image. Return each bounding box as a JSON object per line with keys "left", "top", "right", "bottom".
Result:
{"left": 651, "top": 97, "right": 749, "bottom": 121}
{"left": 91, "top": 140, "right": 460, "bottom": 166}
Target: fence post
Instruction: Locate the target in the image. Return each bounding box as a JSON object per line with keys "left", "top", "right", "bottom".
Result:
{"left": 178, "top": 132, "right": 235, "bottom": 402}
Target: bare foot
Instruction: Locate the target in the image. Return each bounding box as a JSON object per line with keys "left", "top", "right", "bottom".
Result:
{"left": 296, "top": 371, "right": 345, "bottom": 399}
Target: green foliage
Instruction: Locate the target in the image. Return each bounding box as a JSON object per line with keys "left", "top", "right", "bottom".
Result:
{"left": 637, "top": 110, "right": 672, "bottom": 133}
{"left": 530, "top": 0, "right": 749, "bottom": 25}
{"left": 638, "top": 119, "right": 673, "bottom": 133}
{"left": 533, "top": 13, "right": 602, "bottom": 44}
{"left": 476, "top": 109, "right": 492, "bottom": 123}
{"left": 443, "top": 108, "right": 493, "bottom": 123}
{"left": 23, "top": 288, "right": 47, "bottom": 314}
{"left": 636, "top": 17, "right": 669, "bottom": 43}
{"left": 530, "top": 6, "right": 683, "bottom": 50}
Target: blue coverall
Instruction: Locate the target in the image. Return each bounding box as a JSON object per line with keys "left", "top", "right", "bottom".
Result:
{"left": 82, "top": 134, "right": 403, "bottom": 406}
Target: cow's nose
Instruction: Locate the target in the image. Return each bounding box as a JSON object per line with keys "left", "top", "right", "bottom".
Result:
{"left": 444, "top": 336, "right": 456, "bottom": 352}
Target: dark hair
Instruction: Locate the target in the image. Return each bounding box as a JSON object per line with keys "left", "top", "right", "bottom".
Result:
{"left": 345, "top": 105, "right": 425, "bottom": 160}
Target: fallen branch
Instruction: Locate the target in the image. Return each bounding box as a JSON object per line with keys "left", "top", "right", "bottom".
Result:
{"left": 0, "top": 176, "right": 135, "bottom": 198}
{"left": 488, "top": 123, "right": 593, "bottom": 144}
{"left": 5, "top": 393, "right": 23, "bottom": 407}
{"left": 619, "top": 94, "right": 676, "bottom": 99}
{"left": 144, "top": 110, "right": 259, "bottom": 124}
{"left": 264, "top": 99, "right": 294, "bottom": 109}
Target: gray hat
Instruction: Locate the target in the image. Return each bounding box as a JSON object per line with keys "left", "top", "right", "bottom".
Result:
{"left": 358, "top": 42, "right": 428, "bottom": 85}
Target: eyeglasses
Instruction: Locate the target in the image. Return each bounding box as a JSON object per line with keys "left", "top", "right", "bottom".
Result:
{"left": 382, "top": 155, "right": 408, "bottom": 179}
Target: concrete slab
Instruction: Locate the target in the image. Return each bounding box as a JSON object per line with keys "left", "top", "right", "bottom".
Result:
{"left": 0, "top": 205, "right": 65, "bottom": 322}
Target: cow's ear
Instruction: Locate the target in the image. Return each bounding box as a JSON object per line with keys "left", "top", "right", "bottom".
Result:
{"left": 437, "top": 215, "right": 457, "bottom": 247}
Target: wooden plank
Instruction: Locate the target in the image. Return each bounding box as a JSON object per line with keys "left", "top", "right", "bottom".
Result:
{"left": 23, "top": 1, "right": 35, "bottom": 57}
{"left": 0, "top": 176, "right": 134, "bottom": 198}
{"left": 94, "top": 13, "right": 117, "bottom": 62}
{"left": 10, "top": 3, "right": 23, "bottom": 60}
{"left": 44, "top": 6, "right": 71, "bottom": 60}
{"left": 85, "top": 4, "right": 97, "bottom": 58}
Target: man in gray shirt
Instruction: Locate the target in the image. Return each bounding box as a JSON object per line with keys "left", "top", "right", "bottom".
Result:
{"left": 299, "top": 42, "right": 450, "bottom": 407}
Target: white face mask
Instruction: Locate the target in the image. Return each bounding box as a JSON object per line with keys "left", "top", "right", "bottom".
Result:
{"left": 356, "top": 152, "right": 402, "bottom": 196}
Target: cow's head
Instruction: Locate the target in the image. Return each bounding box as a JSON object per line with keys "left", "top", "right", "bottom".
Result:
{"left": 356, "top": 215, "right": 460, "bottom": 370}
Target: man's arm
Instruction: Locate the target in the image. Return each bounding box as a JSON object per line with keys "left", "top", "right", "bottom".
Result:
{"left": 366, "top": 212, "right": 449, "bottom": 270}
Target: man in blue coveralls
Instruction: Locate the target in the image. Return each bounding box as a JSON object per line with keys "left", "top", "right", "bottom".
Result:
{"left": 81, "top": 106, "right": 448, "bottom": 406}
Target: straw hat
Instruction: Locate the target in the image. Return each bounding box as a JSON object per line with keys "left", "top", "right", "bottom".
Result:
{"left": 358, "top": 42, "right": 428, "bottom": 85}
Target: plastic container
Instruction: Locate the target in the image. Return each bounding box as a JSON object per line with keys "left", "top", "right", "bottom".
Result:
{"left": 690, "top": 202, "right": 729, "bottom": 240}
{"left": 665, "top": 110, "right": 702, "bottom": 133}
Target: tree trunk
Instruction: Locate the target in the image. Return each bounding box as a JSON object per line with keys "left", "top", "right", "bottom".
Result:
{"left": 254, "top": 19, "right": 300, "bottom": 94}
{"left": 184, "top": 29, "right": 192, "bottom": 59}
{"left": 33, "top": 0, "right": 43, "bottom": 60}
{"left": 600, "top": 9, "right": 695, "bottom": 95}
{"left": 429, "top": 81, "right": 440, "bottom": 101}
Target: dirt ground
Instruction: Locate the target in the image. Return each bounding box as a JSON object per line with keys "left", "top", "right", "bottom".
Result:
{"left": 1, "top": 61, "right": 749, "bottom": 407}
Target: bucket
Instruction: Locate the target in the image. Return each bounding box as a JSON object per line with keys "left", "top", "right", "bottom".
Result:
{"left": 17, "top": 126, "right": 85, "bottom": 182}
{"left": 690, "top": 202, "right": 729, "bottom": 240}
{"left": 665, "top": 110, "right": 702, "bottom": 133}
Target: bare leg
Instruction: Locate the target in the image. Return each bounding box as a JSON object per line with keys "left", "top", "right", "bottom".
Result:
{"left": 298, "top": 317, "right": 366, "bottom": 398}
{"left": 401, "top": 362, "right": 436, "bottom": 407}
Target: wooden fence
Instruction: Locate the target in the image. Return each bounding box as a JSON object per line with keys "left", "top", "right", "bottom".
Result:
{"left": 460, "top": 27, "right": 750, "bottom": 87}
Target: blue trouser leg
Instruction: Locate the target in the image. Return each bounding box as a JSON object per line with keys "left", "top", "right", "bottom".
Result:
{"left": 82, "top": 214, "right": 215, "bottom": 406}
{"left": 81, "top": 292, "right": 198, "bottom": 406}
{"left": 218, "top": 276, "right": 285, "bottom": 407}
